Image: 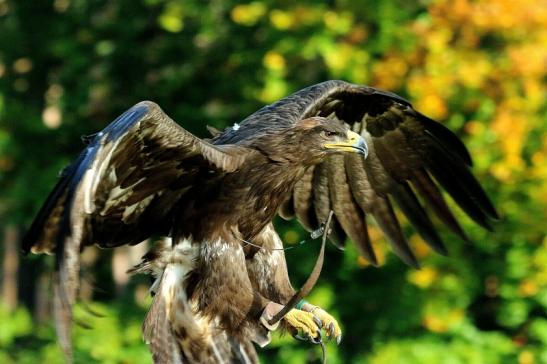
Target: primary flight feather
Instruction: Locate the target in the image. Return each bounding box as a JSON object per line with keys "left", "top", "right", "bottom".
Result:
{"left": 23, "top": 80, "right": 497, "bottom": 363}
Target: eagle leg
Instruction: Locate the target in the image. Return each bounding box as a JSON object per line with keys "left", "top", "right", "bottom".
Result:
{"left": 246, "top": 224, "right": 342, "bottom": 343}
{"left": 195, "top": 237, "right": 271, "bottom": 339}
{"left": 245, "top": 224, "right": 297, "bottom": 304}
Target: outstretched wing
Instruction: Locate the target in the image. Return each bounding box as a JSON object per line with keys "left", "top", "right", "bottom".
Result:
{"left": 22, "top": 101, "right": 248, "bottom": 360}
{"left": 214, "top": 80, "right": 498, "bottom": 268}
{"left": 23, "top": 101, "right": 247, "bottom": 254}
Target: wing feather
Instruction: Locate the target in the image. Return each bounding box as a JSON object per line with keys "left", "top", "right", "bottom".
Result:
{"left": 222, "top": 80, "right": 497, "bottom": 266}
{"left": 24, "top": 101, "right": 249, "bottom": 254}
{"left": 293, "top": 166, "right": 318, "bottom": 231}
{"left": 390, "top": 183, "right": 447, "bottom": 255}
{"left": 345, "top": 153, "right": 418, "bottom": 267}
{"left": 327, "top": 155, "right": 377, "bottom": 264}
{"left": 410, "top": 169, "right": 468, "bottom": 241}
{"left": 312, "top": 162, "right": 346, "bottom": 248}
{"left": 423, "top": 138, "right": 493, "bottom": 230}
{"left": 312, "top": 163, "right": 331, "bottom": 230}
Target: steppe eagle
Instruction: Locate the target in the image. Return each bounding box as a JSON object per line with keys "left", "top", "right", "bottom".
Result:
{"left": 23, "top": 80, "right": 497, "bottom": 363}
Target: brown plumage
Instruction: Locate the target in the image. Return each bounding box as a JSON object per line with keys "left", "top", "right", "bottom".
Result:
{"left": 23, "top": 80, "right": 497, "bottom": 363}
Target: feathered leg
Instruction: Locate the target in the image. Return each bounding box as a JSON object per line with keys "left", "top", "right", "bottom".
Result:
{"left": 136, "top": 238, "right": 260, "bottom": 363}
{"left": 245, "top": 224, "right": 296, "bottom": 304}
{"left": 246, "top": 224, "right": 342, "bottom": 343}
{"left": 193, "top": 237, "right": 270, "bottom": 339}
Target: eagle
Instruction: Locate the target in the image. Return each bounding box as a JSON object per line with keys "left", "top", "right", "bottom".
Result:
{"left": 23, "top": 80, "right": 497, "bottom": 363}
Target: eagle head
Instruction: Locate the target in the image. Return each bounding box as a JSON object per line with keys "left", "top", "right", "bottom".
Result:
{"left": 244, "top": 116, "right": 367, "bottom": 166}
{"left": 290, "top": 117, "right": 368, "bottom": 165}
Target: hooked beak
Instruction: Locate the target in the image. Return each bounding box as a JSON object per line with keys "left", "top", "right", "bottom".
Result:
{"left": 325, "top": 130, "right": 368, "bottom": 157}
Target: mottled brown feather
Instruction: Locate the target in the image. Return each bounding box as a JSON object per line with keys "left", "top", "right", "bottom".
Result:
{"left": 293, "top": 166, "right": 318, "bottom": 231}
{"left": 345, "top": 153, "right": 418, "bottom": 266}
{"left": 327, "top": 155, "right": 377, "bottom": 264}
{"left": 312, "top": 161, "right": 346, "bottom": 248}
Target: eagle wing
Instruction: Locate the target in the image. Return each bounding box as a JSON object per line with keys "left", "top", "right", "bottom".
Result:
{"left": 214, "top": 80, "right": 498, "bottom": 267}
{"left": 23, "top": 100, "right": 247, "bottom": 254}
{"left": 22, "top": 101, "right": 249, "bottom": 359}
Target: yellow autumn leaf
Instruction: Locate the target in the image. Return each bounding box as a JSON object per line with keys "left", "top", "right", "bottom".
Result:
{"left": 231, "top": 2, "right": 267, "bottom": 26}
{"left": 408, "top": 267, "right": 438, "bottom": 289}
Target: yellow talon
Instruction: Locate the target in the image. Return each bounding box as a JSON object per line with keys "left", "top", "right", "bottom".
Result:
{"left": 310, "top": 306, "right": 342, "bottom": 344}
{"left": 283, "top": 309, "right": 321, "bottom": 339}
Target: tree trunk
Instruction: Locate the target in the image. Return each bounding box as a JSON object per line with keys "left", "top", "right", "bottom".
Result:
{"left": 2, "top": 225, "right": 19, "bottom": 310}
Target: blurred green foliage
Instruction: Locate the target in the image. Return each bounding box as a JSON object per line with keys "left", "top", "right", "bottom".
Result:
{"left": 0, "top": 0, "right": 546, "bottom": 363}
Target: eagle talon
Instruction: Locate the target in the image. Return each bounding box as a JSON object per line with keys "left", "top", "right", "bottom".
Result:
{"left": 312, "top": 316, "right": 323, "bottom": 328}
{"left": 283, "top": 309, "right": 321, "bottom": 341}
{"left": 305, "top": 305, "right": 342, "bottom": 344}
{"left": 310, "top": 332, "right": 322, "bottom": 345}
{"left": 328, "top": 322, "right": 335, "bottom": 339}
{"left": 294, "top": 332, "right": 323, "bottom": 345}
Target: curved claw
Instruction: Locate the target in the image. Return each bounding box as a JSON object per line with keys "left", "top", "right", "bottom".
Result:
{"left": 313, "top": 315, "right": 323, "bottom": 328}
{"left": 310, "top": 331, "right": 323, "bottom": 345}
{"left": 328, "top": 322, "right": 335, "bottom": 340}
{"left": 309, "top": 306, "right": 343, "bottom": 344}
{"left": 293, "top": 331, "right": 323, "bottom": 345}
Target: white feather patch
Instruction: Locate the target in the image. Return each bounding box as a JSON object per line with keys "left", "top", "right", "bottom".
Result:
{"left": 82, "top": 167, "right": 96, "bottom": 214}
{"left": 122, "top": 194, "right": 155, "bottom": 223}
{"left": 89, "top": 138, "right": 123, "bottom": 210}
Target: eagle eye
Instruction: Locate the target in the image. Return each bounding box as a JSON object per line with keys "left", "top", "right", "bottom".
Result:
{"left": 323, "top": 130, "right": 337, "bottom": 138}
